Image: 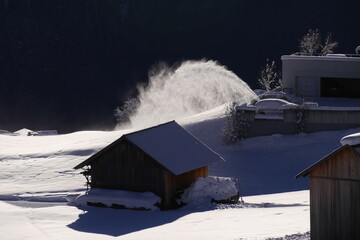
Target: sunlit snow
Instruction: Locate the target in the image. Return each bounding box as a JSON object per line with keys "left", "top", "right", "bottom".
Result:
{"left": 1, "top": 106, "right": 359, "bottom": 239}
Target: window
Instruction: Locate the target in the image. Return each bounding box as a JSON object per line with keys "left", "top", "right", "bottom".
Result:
{"left": 321, "top": 77, "right": 360, "bottom": 98}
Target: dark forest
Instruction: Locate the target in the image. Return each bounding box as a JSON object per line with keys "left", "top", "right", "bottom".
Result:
{"left": 0, "top": 0, "right": 359, "bottom": 132}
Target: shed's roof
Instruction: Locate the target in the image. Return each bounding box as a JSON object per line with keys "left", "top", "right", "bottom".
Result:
{"left": 295, "top": 144, "right": 360, "bottom": 178}
{"left": 74, "top": 121, "right": 224, "bottom": 175}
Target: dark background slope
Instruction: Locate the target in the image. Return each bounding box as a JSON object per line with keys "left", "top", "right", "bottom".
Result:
{"left": 0, "top": 0, "right": 359, "bottom": 133}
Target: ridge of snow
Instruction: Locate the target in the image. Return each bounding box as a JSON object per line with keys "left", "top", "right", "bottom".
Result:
{"left": 340, "top": 132, "right": 360, "bottom": 146}
{"left": 75, "top": 189, "right": 161, "bottom": 211}
{"left": 180, "top": 176, "right": 238, "bottom": 208}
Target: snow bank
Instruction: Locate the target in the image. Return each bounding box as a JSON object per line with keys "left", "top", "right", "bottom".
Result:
{"left": 340, "top": 132, "right": 360, "bottom": 146}
{"left": 180, "top": 176, "right": 238, "bottom": 207}
{"left": 35, "top": 130, "right": 58, "bottom": 136}
{"left": 0, "top": 130, "right": 15, "bottom": 136}
{"left": 255, "top": 98, "right": 298, "bottom": 113}
{"left": 255, "top": 89, "right": 299, "bottom": 104}
{"left": 75, "top": 189, "right": 161, "bottom": 211}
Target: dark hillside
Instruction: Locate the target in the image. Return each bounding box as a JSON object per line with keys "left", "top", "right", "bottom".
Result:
{"left": 0, "top": 0, "right": 359, "bottom": 132}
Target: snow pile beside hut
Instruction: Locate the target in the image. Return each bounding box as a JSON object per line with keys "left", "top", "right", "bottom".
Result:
{"left": 75, "top": 189, "right": 161, "bottom": 211}
{"left": 180, "top": 176, "right": 239, "bottom": 207}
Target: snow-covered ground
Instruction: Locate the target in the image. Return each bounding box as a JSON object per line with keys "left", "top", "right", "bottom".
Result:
{"left": 0, "top": 191, "right": 310, "bottom": 240}
{"left": 1, "top": 105, "right": 360, "bottom": 239}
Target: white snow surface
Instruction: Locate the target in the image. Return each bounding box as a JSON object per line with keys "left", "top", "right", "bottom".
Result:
{"left": 13, "top": 128, "right": 35, "bottom": 136}
{"left": 75, "top": 189, "right": 161, "bottom": 211}
{"left": 2, "top": 103, "right": 360, "bottom": 239}
{"left": 255, "top": 89, "right": 299, "bottom": 104}
{"left": 180, "top": 176, "right": 238, "bottom": 207}
{"left": 0, "top": 130, "right": 129, "bottom": 198}
{"left": 255, "top": 98, "right": 298, "bottom": 112}
{"left": 125, "top": 121, "right": 223, "bottom": 175}
{"left": 340, "top": 132, "right": 360, "bottom": 146}
{"left": 0, "top": 191, "right": 310, "bottom": 240}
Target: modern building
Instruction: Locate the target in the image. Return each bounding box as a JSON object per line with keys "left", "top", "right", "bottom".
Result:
{"left": 282, "top": 54, "right": 360, "bottom": 98}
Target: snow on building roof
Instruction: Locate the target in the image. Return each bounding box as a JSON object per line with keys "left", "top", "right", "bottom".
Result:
{"left": 14, "top": 128, "right": 34, "bottom": 136}
{"left": 124, "top": 121, "right": 224, "bottom": 175}
{"left": 75, "top": 121, "right": 224, "bottom": 175}
{"left": 340, "top": 132, "right": 360, "bottom": 146}
{"left": 13, "top": 129, "right": 58, "bottom": 136}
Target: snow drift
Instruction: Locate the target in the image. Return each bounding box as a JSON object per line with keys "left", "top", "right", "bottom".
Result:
{"left": 180, "top": 176, "right": 239, "bottom": 208}
{"left": 75, "top": 189, "right": 161, "bottom": 211}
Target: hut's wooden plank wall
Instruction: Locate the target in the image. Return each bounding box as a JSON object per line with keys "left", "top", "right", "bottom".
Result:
{"left": 309, "top": 147, "right": 360, "bottom": 240}
{"left": 91, "top": 139, "right": 165, "bottom": 193}
{"left": 90, "top": 138, "right": 208, "bottom": 209}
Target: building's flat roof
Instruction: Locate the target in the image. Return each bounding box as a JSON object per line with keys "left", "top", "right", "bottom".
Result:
{"left": 281, "top": 55, "right": 360, "bottom": 62}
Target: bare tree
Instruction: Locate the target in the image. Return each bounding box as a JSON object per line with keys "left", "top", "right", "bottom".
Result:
{"left": 299, "top": 29, "right": 322, "bottom": 56}
{"left": 298, "top": 29, "right": 338, "bottom": 56}
{"left": 257, "top": 59, "right": 282, "bottom": 91}
{"left": 321, "top": 32, "right": 338, "bottom": 55}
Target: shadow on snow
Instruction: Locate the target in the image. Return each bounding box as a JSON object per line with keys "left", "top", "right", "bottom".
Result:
{"left": 67, "top": 206, "right": 197, "bottom": 237}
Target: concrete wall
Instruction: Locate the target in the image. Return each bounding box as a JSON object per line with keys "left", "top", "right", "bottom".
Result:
{"left": 282, "top": 55, "right": 360, "bottom": 97}
{"left": 241, "top": 108, "right": 360, "bottom": 137}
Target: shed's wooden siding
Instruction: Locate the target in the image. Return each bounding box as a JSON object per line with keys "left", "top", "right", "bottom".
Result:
{"left": 89, "top": 138, "right": 209, "bottom": 209}
{"left": 309, "top": 147, "right": 360, "bottom": 240}
{"left": 90, "top": 139, "right": 168, "bottom": 206}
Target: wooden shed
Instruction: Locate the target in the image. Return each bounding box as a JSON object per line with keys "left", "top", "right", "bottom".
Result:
{"left": 74, "top": 121, "right": 224, "bottom": 209}
{"left": 296, "top": 144, "right": 360, "bottom": 240}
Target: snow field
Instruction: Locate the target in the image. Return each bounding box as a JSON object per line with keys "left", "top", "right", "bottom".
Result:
{"left": 1, "top": 106, "right": 360, "bottom": 239}
{"left": 0, "top": 191, "right": 309, "bottom": 240}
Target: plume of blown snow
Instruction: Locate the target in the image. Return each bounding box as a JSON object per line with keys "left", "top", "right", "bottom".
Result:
{"left": 117, "top": 60, "right": 258, "bottom": 129}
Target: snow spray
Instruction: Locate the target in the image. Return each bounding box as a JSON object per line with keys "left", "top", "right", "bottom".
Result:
{"left": 118, "top": 60, "right": 258, "bottom": 129}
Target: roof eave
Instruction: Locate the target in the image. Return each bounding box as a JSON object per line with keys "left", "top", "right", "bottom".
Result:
{"left": 295, "top": 144, "right": 353, "bottom": 179}
{"left": 73, "top": 136, "right": 125, "bottom": 169}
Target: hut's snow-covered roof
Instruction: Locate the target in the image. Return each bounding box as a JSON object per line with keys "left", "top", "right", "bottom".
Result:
{"left": 75, "top": 121, "right": 224, "bottom": 175}
{"left": 296, "top": 131, "right": 360, "bottom": 178}
{"left": 125, "top": 121, "right": 223, "bottom": 175}
{"left": 295, "top": 144, "right": 360, "bottom": 179}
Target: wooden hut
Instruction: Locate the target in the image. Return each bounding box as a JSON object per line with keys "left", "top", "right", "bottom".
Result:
{"left": 296, "top": 144, "right": 360, "bottom": 240}
{"left": 74, "top": 121, "right": 224, "bottom": 209}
